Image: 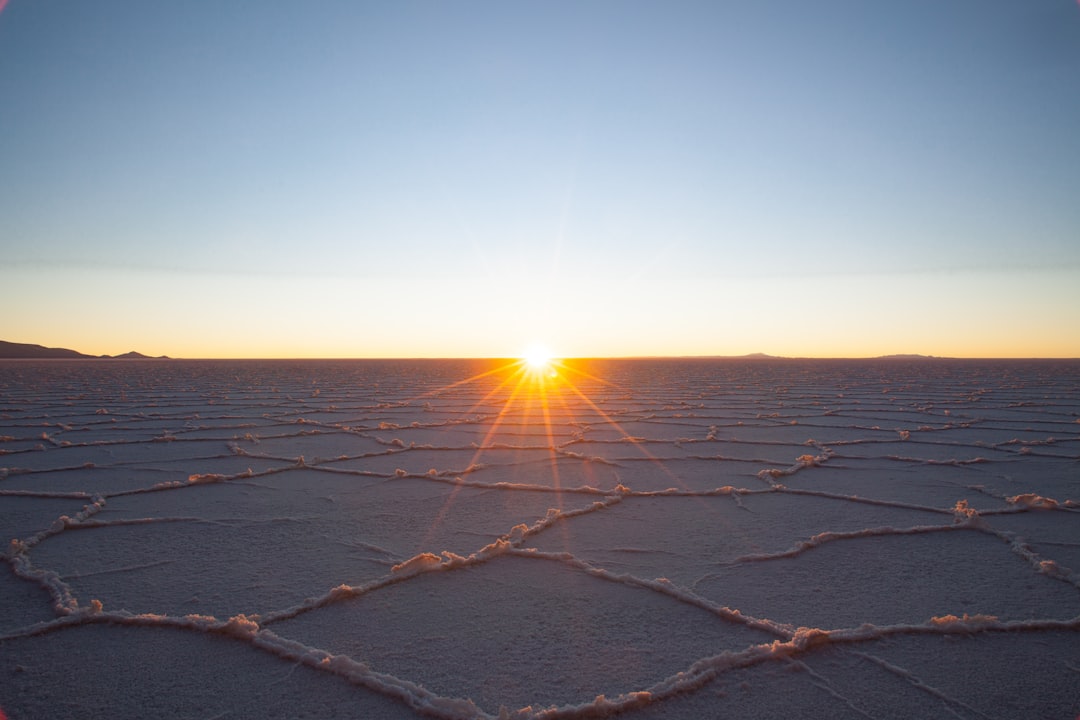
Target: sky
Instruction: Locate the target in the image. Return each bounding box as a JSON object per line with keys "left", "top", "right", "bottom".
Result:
{"left": 1, "top": 0, "right": 1079, "bottom": 359}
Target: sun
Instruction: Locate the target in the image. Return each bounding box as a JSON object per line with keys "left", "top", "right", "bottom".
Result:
{"left": 522, "top": 344, "right": 555, "bottom": 373}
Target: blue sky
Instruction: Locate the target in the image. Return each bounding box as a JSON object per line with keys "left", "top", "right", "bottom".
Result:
{"left": 2, "top": 0, "right": 1078, "bottom": 357}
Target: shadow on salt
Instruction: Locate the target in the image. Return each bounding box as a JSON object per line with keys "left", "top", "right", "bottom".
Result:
{"left": 380, "top": 423, "right": 579, "bottom": 447}
{"left": 13, "top": 438, "right": 247, "bottom": 467}
{"left": 0, "top": 624, "right": 414, "bottom": 720}
{"left": 830, "top": 439, "right": 1015, "bottom": 463}
{"left": 621, "top": 630, "right": 1080, "bottom": 720}
{"left": 986, "top": 510, "right": 1080, "bottom": 576}
{"left": 776, "top": 460, "right": 1008, "bottom": 510}
{"left": 0, "top": 562, "right": 56, "bottom": 634}
{"left": 524, "top": 493, "right": 944, "bottom": 588}
{"left": 844, "top": 631, "right": 1080, "bottom": 716}
{"left": 270, "top": 553, "right": 775, "bottom": 714}
{"left": 974, "top": 456, "right": 1080, "bottom": 500}
{"left": 1, "top": 495, "right": 91, "bottom": 542}
{"left": 558, "top": 441, "right": 780, "bottom": 463}
{"left": 603, "top": 457, "right": 771, "bottom": 493}
{"left": 243, "top": 431, "right": 390, "bottom": 460}
{"left": 323, "top": 448, "right": 502, "bottom": 475}
{"left": 1, "top": 455, "right": 288, "bottom": 495}
{"left": 695, "top": 529, "right": 1080, "bottom": 630}
{"left": 32, "top": 472, "right": 600, "bottom": 618}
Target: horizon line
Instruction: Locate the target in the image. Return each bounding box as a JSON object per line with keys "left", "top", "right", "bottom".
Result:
{"left": 6, "top": 354, "right": 1080, "bottom": 362}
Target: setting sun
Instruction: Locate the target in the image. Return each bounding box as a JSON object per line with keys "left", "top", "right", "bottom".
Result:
{"left": 522, "top": 344, "right": 555, "bottom": 372}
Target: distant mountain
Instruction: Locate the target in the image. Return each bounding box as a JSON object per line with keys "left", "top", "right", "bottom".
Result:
{"left": 111, "top": 351, "right": 163, "bottom": 359}
{"left": 685, "top": 353, "right": 785, "bottom": 360}
{"left": 873, "top": 354, "right": 941, "bottom": 360}
{"left": 0, "top": 340, "right": 168, "bottom": 359}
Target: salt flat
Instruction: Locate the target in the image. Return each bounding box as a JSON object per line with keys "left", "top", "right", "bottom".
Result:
{"left": 1, "top": 358, "right": 1078, "bottom": 719}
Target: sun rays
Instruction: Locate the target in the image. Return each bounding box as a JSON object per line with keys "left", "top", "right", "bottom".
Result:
{"left": 406, "top": 352, "right": 695, "bottom": 554}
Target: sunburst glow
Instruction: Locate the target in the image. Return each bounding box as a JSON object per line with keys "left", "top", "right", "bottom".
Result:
{"left": 406, "top": 353, "right": 691, "bottom": 555}
{"left": 522, "top": 344, "right": 555, "bottom": 373}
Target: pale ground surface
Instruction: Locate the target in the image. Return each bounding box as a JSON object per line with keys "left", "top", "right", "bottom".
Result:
{"left": 1, "top": 358, "right": 1078, "bottom": 719}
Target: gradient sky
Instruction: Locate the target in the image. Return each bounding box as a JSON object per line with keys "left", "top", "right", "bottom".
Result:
{"left": 2, "top": 0, "right": 1078, "bottom": 358}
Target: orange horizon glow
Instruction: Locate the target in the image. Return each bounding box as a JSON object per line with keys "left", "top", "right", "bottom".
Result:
{"left": 7, "top": 335, "right": 1080, "bottom": 362}
{"left": 62, "top": 348, "right": 1080, "bottom": 360}
{"left": 12, "top": 349, "right": 1080, "bottom": 361}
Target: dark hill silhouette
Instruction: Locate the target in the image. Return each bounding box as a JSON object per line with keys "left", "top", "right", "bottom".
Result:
{"left": 0, "top": 340, "right": 95, "bottom": 359}
{"left": 0, "top": 340, "right": 168, "bottom": 359}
